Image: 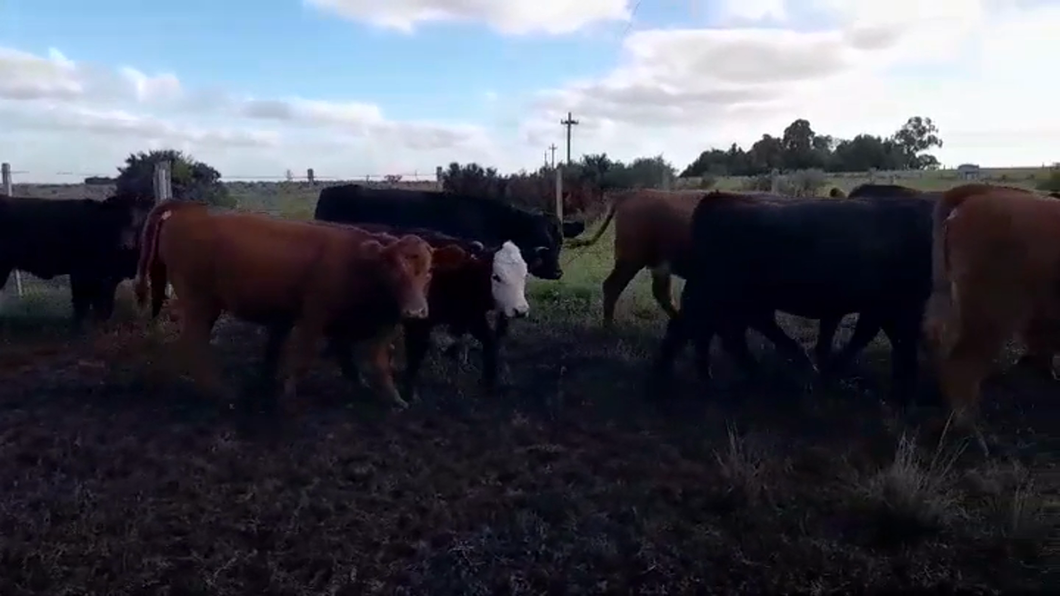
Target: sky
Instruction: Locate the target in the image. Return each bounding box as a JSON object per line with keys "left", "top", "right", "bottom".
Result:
{"left": 1, "top": 0, "right": 1058, "bottom": 183}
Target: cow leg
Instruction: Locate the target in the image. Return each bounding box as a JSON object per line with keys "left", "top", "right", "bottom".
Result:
{"left": 649, "top": 264, "right": 679, "bottom": 320}
{"left": 653, "top": 314, "right": 691, "bottom": 384}
{"left": 278, "top": 322, "right": 326, "bottom": 403}
{"left": 1018, "top": 318, "right": 1059, "bottom": 380}
{"left": 880, "top": 314, "right": 923, "bottom": 405}
{"left": 469, "top": 315, "right": 500, "bottom": 391}
{"left": 935, "top": 336, "right": 999, "bottom": 456}
{"left": 402, "top": 321, "right": 433, "bottom": 402}
{"left": 175, "top": 301, "right": 228, "bottom": 403}
{"left": 750, "top": 315, "right": 817, "bottom": 375}
{"left": 91, "top": 277, "right": 121, "bottom": 328}
{"left": 255, "top": 321, "right": 294, "bottom": 412}
{"left": 825, "top": 314, "right": 884, "bottom": 374}
{"left": 602, "top": 261, "right": 641, "bottom": 327}
{"left": 814, "top": 315, "right": 841, "bottom": 365}
{"left": 363, "top": 331, "right": 409, "bottom": 410}
{"left": 717, "top": 323, "right": 762, "bottom": 380}
{"left": 324, "top": 336, "right": 373, "bottom": 392}
{"left": 150, "top": 265, "right": 169, "bottom": 320}
{"left": 69, "top": 273, "right": 97, "bottom": 334}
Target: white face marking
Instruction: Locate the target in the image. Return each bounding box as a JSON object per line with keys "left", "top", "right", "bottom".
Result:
{"left": 491, "top": 241, "right": 530, "bottom": 317}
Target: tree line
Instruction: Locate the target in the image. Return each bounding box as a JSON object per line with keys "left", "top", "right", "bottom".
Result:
{"left": 90, "top": 115, "right": 949, "bottom": 214}
{"left": 680, "top": 116, "right": 943, "bottom": 178}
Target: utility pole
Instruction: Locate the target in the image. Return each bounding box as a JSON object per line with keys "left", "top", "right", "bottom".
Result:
{"left": 548, "top": 143, "right": 557, "bottom": 168}
{"left": 560, "top": 112, "right": 578, "bottom": 165}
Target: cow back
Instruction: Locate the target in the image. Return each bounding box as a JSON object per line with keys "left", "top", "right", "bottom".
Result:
{"left": 314, "top": 184, "right": 563, "bottom": 279}
{"left": 332, "top": 221, "right": 495, "bottom": 321}
{"left": 687, "top": 191, "right": 935, "bottom": 316}
{"left": 0, "top": 195, "right": 150, "bottom": 280}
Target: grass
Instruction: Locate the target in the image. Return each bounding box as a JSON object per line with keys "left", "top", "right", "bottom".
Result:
{"left": 0, "top": 180, "right": 1054, "bottom": 593}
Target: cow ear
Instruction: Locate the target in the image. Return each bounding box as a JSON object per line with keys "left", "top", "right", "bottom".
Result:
{"left": 431, "top": 244, "right": 467, "bottom": 271}
{"left": 360, "top": 239, "right": 385, "bottom": 258}
{"left": 469, "top": 241, "right": 485, "bottom": 254}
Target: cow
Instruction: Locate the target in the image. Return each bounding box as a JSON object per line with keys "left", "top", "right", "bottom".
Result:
{"left": 569, "top": 189, "right": 886, "bottom": 370}
{"left": 1048, "top": 191, "right": 1060, "bottom": 199}
{"left": 0, "top": 193, "right": 153, "bottom": 331}
{"left": 923, "top": 184, "right": 1060, "bottom": 453}
{"left": 327, "top": 222, "right": 531, "bottom": 398}
{"left": 653, "top": 189, "right": 937, "bottom": 401}
{"left": 829, "top": 187, "right": 846, "bottom": 198}
{"left": 133, "top": 200, "right": 463, "bottom": 411}
{"left": 347, "top": 224, "right": 529, "bottom": 394}
{"left": 314, "top": 184, "right": 579, "bottom": 280}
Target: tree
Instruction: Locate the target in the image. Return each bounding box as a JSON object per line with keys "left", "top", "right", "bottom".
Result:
{"left": 678, "top": 115, "right": 945, "bottom": 178}
{"left": 891, "top": 116, "right": 943, "bottom": 170}
{"left": 116, "top": 149, "right": 233, "bottom": 207}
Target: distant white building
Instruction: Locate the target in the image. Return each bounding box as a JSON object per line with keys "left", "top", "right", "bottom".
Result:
{"left": 956, "top": 163, "right": 981, "bottom": 180}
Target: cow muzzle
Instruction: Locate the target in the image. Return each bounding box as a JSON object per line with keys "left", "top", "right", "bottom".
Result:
{"left": 402, "top": 305, "right": 429, "bottom": 319}
{"left": 505, "top": 305, "right": 530, "bottom": 319}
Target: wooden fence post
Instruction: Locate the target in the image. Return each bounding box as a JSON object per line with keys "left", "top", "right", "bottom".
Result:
{"left": 1, "top": 162, "right": 22, "bottom": 298}
{"left": 153, "top": 161, "right": 172, "bottom": 202}
{"left": 770, "top": 168, "right": 780, "bottom": 193}
{"left": 554, "top": 166, "right": 564, "bottom": 222}
{"left": 661, "top": 168, "right": 672, "bottom": 190}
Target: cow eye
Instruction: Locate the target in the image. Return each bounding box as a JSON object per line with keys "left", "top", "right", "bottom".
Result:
{"left": 492, "top": 274, "right": 502, "bottom": 282}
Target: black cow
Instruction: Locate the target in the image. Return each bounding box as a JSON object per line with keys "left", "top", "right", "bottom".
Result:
{"left": 654, "top": 190, "right": 936, "bottom": 401}
{"left": 314, "top": 184, "right": 578, "bottom": 280}
{"left": 0, "top": 194, "right": 153, "bottom": 330}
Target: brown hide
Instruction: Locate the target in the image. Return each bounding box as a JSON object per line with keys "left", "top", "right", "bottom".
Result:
{"left": 923, "top": 183, "right": 1060, "bottom": 451}
{"left": 134, "top": 200, "right": 462, "bottom": 409}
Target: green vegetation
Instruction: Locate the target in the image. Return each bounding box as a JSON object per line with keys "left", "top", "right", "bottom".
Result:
{"left": 116, "top": 149, "right": 234, "bottom": 207}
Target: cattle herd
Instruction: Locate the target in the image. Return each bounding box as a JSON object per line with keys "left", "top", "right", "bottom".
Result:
{"left": 2, "top": 181, "right": 1059, "bottom": 454}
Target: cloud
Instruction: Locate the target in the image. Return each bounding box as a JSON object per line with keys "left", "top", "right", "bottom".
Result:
{"left": 0, "top": 46, "right": 496, "bottom": 183}
{"left": 304, "top": 0, "right": 631, "bottom": 35}
{"left": 519, "top": 0, "right": 1060, "bottom": 167}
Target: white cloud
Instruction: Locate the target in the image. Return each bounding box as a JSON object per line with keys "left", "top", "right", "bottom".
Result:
{"left": 0, "top": 46, "right": 498, "bottom": 183}
{"left": 2, "top": 0, "right": 1059, "bottom": 185}
{"left": 304, "top": 0, "right": 631, "bottom": 35}
{"left": 520, "top": 0, "right": 1060, "bottom": 167}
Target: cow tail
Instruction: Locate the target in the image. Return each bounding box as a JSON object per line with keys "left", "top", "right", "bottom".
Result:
{"left": 925, "top": 185, "right": 982, "bottom": 349}
{"left": 133, "top": 202, "right": 173, "bottom": 311}
{"left": 567, "top": 193, "right": 622, "bottom": 248}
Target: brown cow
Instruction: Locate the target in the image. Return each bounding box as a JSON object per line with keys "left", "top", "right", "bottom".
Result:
{"left": 566, "top": 189, "right": 704, "bottom": 325}
{"left": 322, "top": 222, "right": 530, "bottom": 398}
{"left": 923, "top": 184, "right": 1060, "bottom": 452}
{"left": 133, "top": 200, "right": 463, "bottom": 410}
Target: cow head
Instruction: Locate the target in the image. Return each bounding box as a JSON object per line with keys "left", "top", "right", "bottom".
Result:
{"left": 521, "top": 214, "right": 564, "bottom": 280}
{"left": 471, "top": 240, "right": 529, "bottom": 318}
{"left": 362, "top": 234, "right": 435, "bottom": 320}
{"left": 103, "top": 193, "right": 155, "bottom": 252}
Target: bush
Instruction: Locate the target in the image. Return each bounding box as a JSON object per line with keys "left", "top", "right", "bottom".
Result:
{"left": 116, "top": 149, "right": 234, "bottom": 208}
{"left": 1035, "top": 171, "right": 1060, "bottom": 193}
{"left": 782, "top": 169, "right": 828, "bottom": 197}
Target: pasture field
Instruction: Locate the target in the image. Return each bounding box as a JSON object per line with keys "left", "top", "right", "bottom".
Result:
{"left": 0, "top": 182, "right": 1055, "bottom": 593}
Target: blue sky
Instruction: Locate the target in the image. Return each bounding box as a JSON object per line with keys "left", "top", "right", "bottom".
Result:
{"left": 1, "top": 0, "right": 1059, "bottom": 182}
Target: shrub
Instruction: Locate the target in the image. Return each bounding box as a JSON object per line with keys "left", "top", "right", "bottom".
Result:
{"left": 116, "top": 149, "right": 234, "bottom": 208}
{"left": 1035, "top": 171, "right": 1060, "bottom": 193}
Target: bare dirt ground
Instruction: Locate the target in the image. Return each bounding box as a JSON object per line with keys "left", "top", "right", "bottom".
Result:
{"left": 0, "top": 287, "right": 1055, "bottom": 594}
